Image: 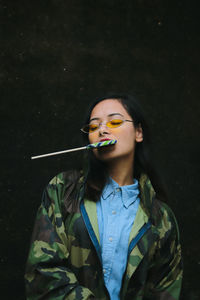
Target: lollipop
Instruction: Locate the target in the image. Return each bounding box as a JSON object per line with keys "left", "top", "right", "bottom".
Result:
{"left": 86, "top": 139, "right": 117, "bottom": 149}
{"left": 31, "top": 139, "right": 117, "bottom": 160}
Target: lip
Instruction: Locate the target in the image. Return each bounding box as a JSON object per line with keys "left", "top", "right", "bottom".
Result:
{"left": 99, "top": 138, "right": 112, "bottom": 142}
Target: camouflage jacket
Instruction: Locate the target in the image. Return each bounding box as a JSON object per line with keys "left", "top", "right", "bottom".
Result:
{"left": 25, "top": 171, "right": 183, "bottom": 300}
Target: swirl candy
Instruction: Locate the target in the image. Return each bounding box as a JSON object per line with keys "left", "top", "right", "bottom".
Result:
{"left": 31, "top": 139, "right": 117, "bottom": 160}
{"left": 86, "top": 139, "right": 117, "bottom": 149}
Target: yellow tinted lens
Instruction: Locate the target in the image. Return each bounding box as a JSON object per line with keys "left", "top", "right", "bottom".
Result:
{"left": 108, "top": 119, "right": 124, "bottom": 128}
{"left": 89, "top": 123, "right": 99, "bottom": 133}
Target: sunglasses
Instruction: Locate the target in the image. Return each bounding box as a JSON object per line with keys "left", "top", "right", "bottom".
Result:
{"left": 81, "top": 118, "right": 134, "bottom": 134}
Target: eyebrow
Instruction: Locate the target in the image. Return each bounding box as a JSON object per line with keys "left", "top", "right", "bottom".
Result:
{"left": 90, "top": 113, "right": 124, "bottom": 122}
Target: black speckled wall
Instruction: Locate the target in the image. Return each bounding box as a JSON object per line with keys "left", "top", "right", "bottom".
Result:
{"left": 1, "top": 0, "right": 199, "bottom": 299}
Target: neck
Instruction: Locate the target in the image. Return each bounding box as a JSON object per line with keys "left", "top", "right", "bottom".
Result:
{"left": 106, "top": 157, "right": 134, "bottom": 186}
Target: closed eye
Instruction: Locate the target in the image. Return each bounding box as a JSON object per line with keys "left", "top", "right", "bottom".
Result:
{"left": 109, "top": 119, "right": 124, "bottom": 127}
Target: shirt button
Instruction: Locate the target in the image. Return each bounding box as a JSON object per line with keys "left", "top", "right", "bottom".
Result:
{"left": 109, "top": 237, "right": 113, "bottom": 242}
{"left": 116, "top": 188, "right": 120, "bottom": 192}
{"left": 112, "top": 210, "right": 116, "bottom": 215}
{"left": 103, "top": 269, "right": 106, "bottom": 274}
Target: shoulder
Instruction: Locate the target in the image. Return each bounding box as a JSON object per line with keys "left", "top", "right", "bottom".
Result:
{"left": 47, "top": 169, "right": 84, "bottom": 195}
{"left": 48, "top": 170, "right": 83, "bottom": 186}
{"left": 154, "top": 199, "right": 178, "bottom": 225}
{"left": 152, "top": 198, "right": 180, "bottom": 243}
{"left": 139, "top": 173, "right": 179, "bottom": 235}
{"left": 43, "top": 170, "right": 84, "bottom": 210}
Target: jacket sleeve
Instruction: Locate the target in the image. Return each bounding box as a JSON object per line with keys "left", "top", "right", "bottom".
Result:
{"left": 145, "top": 203, "right": 183, "bottom": 300}
{"left": 25, "top": 174, "right": 95, "bottom": 300}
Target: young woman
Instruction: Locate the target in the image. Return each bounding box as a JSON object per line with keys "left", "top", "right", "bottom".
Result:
{"left": 25, "top": 94, "right": 183, "bottom": 300}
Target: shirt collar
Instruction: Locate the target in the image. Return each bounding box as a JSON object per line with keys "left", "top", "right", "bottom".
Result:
{"left": 102, "top": 177, "right": 139, "bottom": 208}
{"left": 102, "top": 177, "right": 118, "bottom": 200}
{"left": 122, "top": 181, "right": 139, "bottom": 208}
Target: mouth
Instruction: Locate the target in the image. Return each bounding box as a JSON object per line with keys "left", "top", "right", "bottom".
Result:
{"left": 99, "top": 138, "right": 112, "bottom": 142}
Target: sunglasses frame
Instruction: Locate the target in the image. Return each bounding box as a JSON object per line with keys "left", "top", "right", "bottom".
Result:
{"left": 80, "top": 117, "right": 134, "bottom": 134}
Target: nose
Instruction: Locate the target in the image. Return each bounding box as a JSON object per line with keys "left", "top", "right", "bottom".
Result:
{"left": 98, "top": 123, "right": 110, "bottom": 136}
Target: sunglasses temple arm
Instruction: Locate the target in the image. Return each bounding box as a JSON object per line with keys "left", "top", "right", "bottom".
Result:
{"left": 31, "top": 146, "right": 87, "bottom": 160}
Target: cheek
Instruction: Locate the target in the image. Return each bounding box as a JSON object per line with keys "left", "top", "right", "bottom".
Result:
{"left": 112, "top": 127, "right": 121, "bottom": 134}
{"left": 118, "top": 128, "right": 135, "bottom": 148}
{"left": 116, "top": 127, "right": 134, "bottom": 140}
{"left": 88, "top": 132, "right": 98, "bottom": 144}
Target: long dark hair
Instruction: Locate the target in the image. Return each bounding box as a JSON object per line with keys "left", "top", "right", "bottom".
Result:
{"left": 81, "top": 93, "right": 167, "bottom": 203}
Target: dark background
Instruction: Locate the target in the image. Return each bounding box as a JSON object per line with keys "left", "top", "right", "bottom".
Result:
{"left": 1, "top": 0, "right": 200, "bottom": 299}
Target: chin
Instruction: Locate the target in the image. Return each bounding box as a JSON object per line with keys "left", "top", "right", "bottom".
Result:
{"left": 93, "top": 147, "right": 117, "bottom": 161}
{"left": 97, "top": 150, "right": 124, "bottom": 163}
{"left": 94, "top": 147, "right": 134, "bottom": 164}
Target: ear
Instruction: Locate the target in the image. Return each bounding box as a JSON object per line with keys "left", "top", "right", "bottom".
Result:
{"left": 135, "top": 124, "right": 143, "bottom": 142}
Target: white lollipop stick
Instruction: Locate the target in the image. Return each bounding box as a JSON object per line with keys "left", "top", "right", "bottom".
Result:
{"left": 31, "top": 139, "right": 117, "bottom": 160}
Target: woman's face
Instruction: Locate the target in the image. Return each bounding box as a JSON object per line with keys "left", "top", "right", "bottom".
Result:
{"left": 88, "top": 99, "right": 143, "bottom": 163}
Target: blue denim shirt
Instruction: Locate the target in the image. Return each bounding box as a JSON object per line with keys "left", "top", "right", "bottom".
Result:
{"left": 97, "top": 177, "right": 140, "bottom": 300}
